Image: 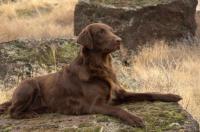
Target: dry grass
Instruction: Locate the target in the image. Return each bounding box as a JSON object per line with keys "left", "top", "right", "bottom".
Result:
{"left": 0, "top": 88, "right": 13, "bottom": 104}
{"left": 115, "top": 40, "right": 200, "bottom": 123}
{"left": 0, "top": 0, "right": 77, "bottom": 42}
{"left": 0, "top": 0, "right": 78, "bottom": 102}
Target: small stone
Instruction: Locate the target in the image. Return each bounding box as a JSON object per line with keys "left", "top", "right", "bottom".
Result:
{"left": 169, "top": 122, "right": 181, "bottom": 128}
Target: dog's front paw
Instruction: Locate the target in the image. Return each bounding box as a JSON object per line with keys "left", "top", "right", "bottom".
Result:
{"left": 126, "top": 115, "right": 145, "bottom": 128}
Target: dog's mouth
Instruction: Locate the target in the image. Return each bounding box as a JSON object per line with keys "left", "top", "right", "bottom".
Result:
{"left": 114, "top": 43, "right": 121, "bottom": 50}
{"left": 116, "top": 44, "right": 120, "bottom": 49}
{"left": 104, "top": 42, "right": 121, "bottom": 53}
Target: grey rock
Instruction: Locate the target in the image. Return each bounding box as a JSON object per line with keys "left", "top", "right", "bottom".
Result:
{"left": 0, "top": 38, "right": 78, "bottom": 90}
{"left": 74, "top": 0, "right": 198, "bottom": 49}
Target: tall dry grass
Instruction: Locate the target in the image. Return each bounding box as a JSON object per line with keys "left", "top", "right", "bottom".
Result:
{"left": 115, "top": 40, "right": 200, "bottom": 123}
{"left": 0, "top": 0, "right": 77, "bottom": 42}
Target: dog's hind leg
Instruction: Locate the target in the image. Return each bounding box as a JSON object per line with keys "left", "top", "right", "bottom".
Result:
{"left": 9, "top": 80, "right": 41, "bottom": 119}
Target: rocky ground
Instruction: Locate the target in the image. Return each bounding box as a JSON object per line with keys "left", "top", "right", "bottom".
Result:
{"left": 0, "top": 102, "right": 199, "bottom": 132}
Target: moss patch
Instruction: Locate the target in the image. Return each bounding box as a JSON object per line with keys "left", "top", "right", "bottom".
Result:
{"left": 64, "top": 126, "right": 103, "bottom": 132}
{"left": 122, "top": 102, "right": 186, "bottom": 131}
{"left": 1, "top": 40, "right": 78, "bottom": 69}
{"left": 0, "top": 102, "right": 197, "bottom": 131}
{"left": 0, "top": 39, "right": 79, "bottom": 89}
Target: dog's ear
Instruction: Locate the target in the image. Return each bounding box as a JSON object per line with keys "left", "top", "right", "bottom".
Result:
{"left": 77, "top": 27, "right": 93, "bottom": 49}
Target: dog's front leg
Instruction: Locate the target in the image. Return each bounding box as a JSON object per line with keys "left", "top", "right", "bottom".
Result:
{"left": 113, "top": 89, "right": 182, "bottom": 104}
{"left": 92, "top": 104, "right": 145, "bottom": 127}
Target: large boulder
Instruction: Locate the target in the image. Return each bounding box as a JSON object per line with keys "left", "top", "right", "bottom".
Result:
{"left": 0, "top": 38, "right": 78, "bottom": 90}
{"left": 0, "top": 102, "right": 199, "bottom": 131}
{"left": 74, "top": 0, "right": 198, "bottom": 49}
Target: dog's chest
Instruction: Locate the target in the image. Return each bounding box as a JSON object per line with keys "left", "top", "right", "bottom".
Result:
{"left": 80, "top": 77, "right": 113, "bottom": 103}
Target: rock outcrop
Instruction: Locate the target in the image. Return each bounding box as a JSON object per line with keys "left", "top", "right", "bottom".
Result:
{"left": 0, "top": 38, "right": 78, "bottom": 89}
{"left": 0, "top": 102, "right": 199, "bottom": 131}
{"left": 74, "top": 0, "right": 198, "bottom": 49}
{"left": 0, "top": 39, "right": 199, "bottom": 131}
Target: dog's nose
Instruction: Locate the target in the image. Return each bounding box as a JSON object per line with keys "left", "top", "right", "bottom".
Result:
{"left": 116, "top": 38, "right": 122, "bottom": 43}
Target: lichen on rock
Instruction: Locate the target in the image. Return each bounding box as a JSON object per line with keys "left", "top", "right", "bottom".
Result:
{"left": 0, "top": 38, "right": 78, "bottom": 89}
{"left": 74, "top": 0, "right": 198, "bottom": 49}
{"left": 0, "top": 102, "right": 199, "bottom": 131}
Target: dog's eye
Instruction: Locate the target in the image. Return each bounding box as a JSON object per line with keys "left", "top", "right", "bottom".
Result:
{"left": 109, "top": 28, "right": 114, "bottom": 32}
{"left": 98, "top": 28, "right": 105, "bottom": 34}
{"left": 113, "top": 30, "right": 117, "bottom": 34}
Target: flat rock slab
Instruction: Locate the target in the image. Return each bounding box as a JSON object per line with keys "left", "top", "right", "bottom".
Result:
{"left": 0, "top": 102, "right": 199, "bottom": 131}
{"left": 74, "top": 0, "right": 198, "bottom": 49}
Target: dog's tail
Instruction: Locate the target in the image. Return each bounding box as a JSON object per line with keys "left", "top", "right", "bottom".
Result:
{"left": 0, "top": 101, "right": 12, "bottom": 114}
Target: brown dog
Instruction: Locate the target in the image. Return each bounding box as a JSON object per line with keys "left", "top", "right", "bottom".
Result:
{"left": 0, "top": 23, "right": 182, "bottom": 127}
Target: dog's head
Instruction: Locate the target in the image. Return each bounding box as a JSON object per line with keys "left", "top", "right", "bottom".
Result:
{"left": 77, "top": 23, "right": 122, "bottom": 53}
